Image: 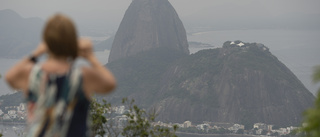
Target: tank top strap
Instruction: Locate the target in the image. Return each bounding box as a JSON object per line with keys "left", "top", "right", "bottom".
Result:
{"left": 27, "top": 64, "right": 44, "bottom": 103}
{"left": 67, "top": 67, "right": 83, "bottom": 102}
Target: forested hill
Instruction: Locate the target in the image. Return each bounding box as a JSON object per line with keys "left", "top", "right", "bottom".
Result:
{"left": 106, "top": 41, "right": 315, "bottom": 127}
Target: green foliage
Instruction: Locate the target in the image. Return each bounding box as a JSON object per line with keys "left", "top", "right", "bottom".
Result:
{"left": 90, "top": 98, "right": 178, "bottom": 137}
{"left": 261, "top": 130, "right": 268, "bottom": 135}
{"left": 236, "top": 129, "right": 244, "bottom": 134}
{"left": 90, "top": 98, "right": 123, "bottom": 137}
{"left": 90, "top": 99, "right": 110, "bottom": 137}
{"left": 121, "top": 98, "right": 178, "bottom": 137}
{"left": 313, "top": 66, "right": 320, "bottom": 83}
{"left": 299, "top": 66, "right": 320, "bottom": 137}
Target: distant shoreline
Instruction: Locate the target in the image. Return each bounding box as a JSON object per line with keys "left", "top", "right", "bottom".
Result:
{"left": 0, "top": 121, "right": 26, "bottom": 125}
{"left": 176, "top": 132, "right": 257, "bottom": 137}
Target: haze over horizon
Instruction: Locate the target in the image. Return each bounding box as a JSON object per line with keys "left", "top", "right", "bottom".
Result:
{"left": 1, "top": 0, "right": 320, "bottom": 31}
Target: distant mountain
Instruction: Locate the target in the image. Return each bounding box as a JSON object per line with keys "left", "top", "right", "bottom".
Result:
{"left": 108, "top": 0, "right": 189, "bottom": 62}
{"left": 154, "top": 41, "right": 315, "bottom": 127}
{"left": 0, "top": 9, "right": 43, "bottom": 58}
{"left": 106, "top": 41, "right": 315, "bottom": 127}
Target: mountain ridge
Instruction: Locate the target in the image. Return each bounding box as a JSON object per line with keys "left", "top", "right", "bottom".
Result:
{"left": 0, "top": 9, "right": 43, "bottom": 58}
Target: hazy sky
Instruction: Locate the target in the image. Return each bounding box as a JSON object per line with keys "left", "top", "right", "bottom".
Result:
{"left": 1, "top": 0, "right": 320, "bottom": 30}
{"left": 1, "top": 0, "right": 320, "bottom": 17}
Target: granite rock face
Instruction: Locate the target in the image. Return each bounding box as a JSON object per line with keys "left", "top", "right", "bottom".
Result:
{"left": 108, "top": 0, "right": 189, "bottom": 62}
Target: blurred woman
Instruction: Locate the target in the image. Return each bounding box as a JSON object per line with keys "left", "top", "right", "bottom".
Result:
{"left": 6, "top": 14, "right": 116, "bottom": 137}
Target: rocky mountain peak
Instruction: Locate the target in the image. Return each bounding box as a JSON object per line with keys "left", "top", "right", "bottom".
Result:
{"left": 108, "top": 0, "right": 189, "bottom": 62}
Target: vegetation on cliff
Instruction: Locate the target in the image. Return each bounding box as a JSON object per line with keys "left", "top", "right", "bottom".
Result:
{"left": 299, "top": 66, "right": 320, "bottom": 137}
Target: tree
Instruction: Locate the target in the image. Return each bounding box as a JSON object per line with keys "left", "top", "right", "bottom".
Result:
{"left": 90, "top": 98, "right": 109, "bottom": 137}
{"left": 299, "top": 66, "right": 320, "bottom": 137}
{"left": 90, "top": 98, "right": 123, "bottom": 137}
{"left": 90, "top": 98, "right": 178, "bottom": 137}
{"left": 271, "top": 132, "right": 279, "bottom": 136}
{"left": 261, "top": 130, "right": 268, "bottom": 135}
{"left": 121, "top": 98, "right": 178, "bottom": 137}
{"left": 236, "top": 129, "right": 244, "bottom": 134}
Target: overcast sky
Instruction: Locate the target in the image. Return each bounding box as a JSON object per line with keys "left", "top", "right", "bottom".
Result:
{"left": 1, "top": 0, "right": 320, "bottom": 31}
{"left": 1, "top": 0, "right": 320, "bottom": 18}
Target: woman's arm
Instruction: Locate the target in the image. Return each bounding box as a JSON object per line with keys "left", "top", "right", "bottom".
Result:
{"left": 5, "top": 43, "right": 47, "bottom": 92}
{"left": 79, "top": 38, "right": 116, "bottom": 95}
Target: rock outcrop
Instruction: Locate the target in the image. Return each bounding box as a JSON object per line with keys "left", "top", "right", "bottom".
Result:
{"left": 108, "top": 0, "right": 189, "bottom": 62}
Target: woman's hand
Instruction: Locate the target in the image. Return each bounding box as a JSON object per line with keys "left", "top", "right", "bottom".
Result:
{"left": 78, "top": 38, "right": 94, "bottom": 59}
{"left": 79, "top": 37, "right": 116, "bottom": 96}
{"left": 32, "top": 42, "right": 47, "bottom": 57}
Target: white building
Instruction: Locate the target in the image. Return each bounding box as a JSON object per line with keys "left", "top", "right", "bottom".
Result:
{"left": 253, "top": 123, "right": 267, "bottom": 130}
{"left": 10, "top": 114, "right": 17, "bottom": 119}
{"left": 19, "top": 103, "right": 26, "bottom": 111}
{"left": 237, "top": 42, "right": 245, "bottom": 47}
{"left": 267, "top": 125, "right": 273, "bottom": 131}
{"left": 228, "top": 124, "right": 244, "bottom": 132}
{"left": 256, "top": 129, "right": 263, "bottom": 135}
{"left": 0, "top": 109, "right": 4, "bottom": 116}
{"left": 196, "top": 124, "right": 210, "bottom": 130}
{"left": 8, "top": 110, "right": 16, "bottom": 115}
{"left": 278, "top": 128, "right": 288, "bottom": 135}
{"left": 183, "top": 121, "right": 192, "bottom": 128}
{"left": 115, "top": 106, "right": 125, "bottom": 114}
{"left": 2, "top": 114, "right": 11, "bottom": 120}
